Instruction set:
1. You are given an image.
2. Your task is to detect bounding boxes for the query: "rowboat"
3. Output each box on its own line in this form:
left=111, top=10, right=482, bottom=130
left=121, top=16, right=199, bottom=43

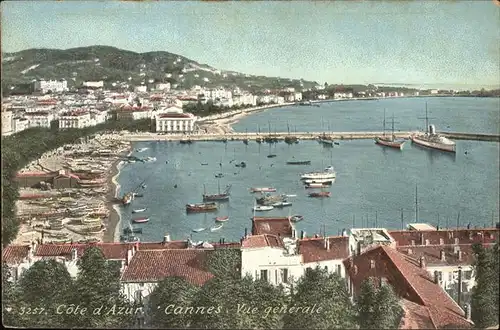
left=210, top=223, right=224, bottom=232
left=186, top=202, right=218, bottom=213
left=308, top=191, right=331, bottom=198
left=253, top=205, right=274, bottom=211
left=192, top=228, right=206, bottom=233
left=250, top=187, right=276, bottom=193
left=289, top=215, right=304, bottom=222
left=215, top=216, right=229, bottom=222
left=305, top=183, right=330, bottom=189
left=132, top=208, right=147, bottom=213
left=272, top=201, right=292, bottom=208
left=132, top=217, right=150, bottom=223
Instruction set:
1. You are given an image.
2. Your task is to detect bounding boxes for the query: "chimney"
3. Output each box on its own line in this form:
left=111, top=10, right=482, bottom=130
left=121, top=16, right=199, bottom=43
left=407, top=248, right=413, bottom=255
left=419, top=256, right=426, bottom=269
left=411, top=239, right=415, bottom=246
left=458, top=250, right=463, bottom=261
left=453, top=245, right=460, bottom=254
left=439, top=238, right=444, bottom=245
left=464, top=303, right=471, bottom=320
left=126, top=246, right=133, bottom=266
left=300, top=230, right=304, bottom=239
left=292, top=228, right=297, bottom=239
left=425, top=239, right=430, bottom=246
left=71, top=248, right=78, bottom=261
left=163, top=234, right=171, bottom=243
left=324, top=237, right=330, bottom=250
left=433, top=270, right=440, bottom=284
left=370, top=259, right=375, bottom=269
left=440, top=250, right=446, bottom=261
left=454, top=237, right=459, bottom=245
left=420, top=233, right=425, bottom=245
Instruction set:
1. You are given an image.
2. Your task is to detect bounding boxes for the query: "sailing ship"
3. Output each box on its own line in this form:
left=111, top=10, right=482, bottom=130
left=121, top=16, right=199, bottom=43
left=410, top=103, right=456, bottom=153
left=374, top=110, right=406, bottom=150
left=203, top=182, right=232, bottom=202
left=186, top=202, right=218, bottom=213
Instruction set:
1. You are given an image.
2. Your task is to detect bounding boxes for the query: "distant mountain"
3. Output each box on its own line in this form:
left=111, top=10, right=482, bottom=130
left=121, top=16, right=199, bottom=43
left=1, top=45, right=319, bottom=92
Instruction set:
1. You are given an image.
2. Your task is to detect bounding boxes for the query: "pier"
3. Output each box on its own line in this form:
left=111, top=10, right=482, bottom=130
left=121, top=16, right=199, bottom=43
left=117, top=131, right=500, bottom=142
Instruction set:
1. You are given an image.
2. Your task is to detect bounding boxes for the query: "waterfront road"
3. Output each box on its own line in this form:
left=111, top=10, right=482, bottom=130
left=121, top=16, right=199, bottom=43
left=114, top=131, right=500, bottom=142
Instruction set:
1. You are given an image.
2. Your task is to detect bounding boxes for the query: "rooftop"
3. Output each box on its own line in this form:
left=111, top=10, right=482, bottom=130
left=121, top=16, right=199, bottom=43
left=2, top=245, right=31, bottom=264
left=298, top=236, right=349, bottom=263
left=251, top=217, right=294, bottom=237
left=388, top=228, right=499, bottom=247
left=241, top=234, right=283, bottom=249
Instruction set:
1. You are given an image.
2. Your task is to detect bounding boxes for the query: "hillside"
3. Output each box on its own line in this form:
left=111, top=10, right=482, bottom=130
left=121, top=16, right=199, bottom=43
left=1, top=45, right=319, bottom=92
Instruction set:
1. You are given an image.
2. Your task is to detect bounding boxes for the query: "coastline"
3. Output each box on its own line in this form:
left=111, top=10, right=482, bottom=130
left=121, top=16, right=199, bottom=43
left=102, top=145, right=132, bottom=243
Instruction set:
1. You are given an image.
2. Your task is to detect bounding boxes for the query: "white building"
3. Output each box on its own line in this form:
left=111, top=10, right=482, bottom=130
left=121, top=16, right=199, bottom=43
left=83, top=81, right=104, bottom=88
left=2, top=244, right=35, bottom=281
left=294, top=92, right=303, bottom=102
left=58, top=110, right=92, bottom=129
left=12, top=117, right=29, bottom=133
left=25, top=111, right=55, bottom=128
left=156, top=112, right=196, bottom=133
left=154, top=83, right=171, bottom=92
left=1, top=110, right=13, bottom=135
left=33, top=79, right=68, bottom=93
left=134, top=86, right=147, bottom=93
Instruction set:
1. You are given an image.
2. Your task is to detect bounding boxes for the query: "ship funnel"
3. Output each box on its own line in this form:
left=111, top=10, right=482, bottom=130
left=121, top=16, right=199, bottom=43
left=429, top=124, right=436, bottom=134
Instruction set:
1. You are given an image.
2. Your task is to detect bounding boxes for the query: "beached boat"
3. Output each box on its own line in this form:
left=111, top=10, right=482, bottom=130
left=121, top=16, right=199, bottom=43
left=305, top=183, right=330, bottom=188
left=132, top=217, right=150, bottom=223
left=250, top=187, right=277, bottom=193
left=308, top=191, right=331, bottom=198
left=215, top=216, right=229, bottom=222
left=186, top=202, right=218, bottom=213
left=286, top=160, right=311, bottom=165
left=253, top=205, right=274, bottom=211
left=210, top=223, right=224, bottom=232
left=132, top=208, right=147, bottom=214
left=272, top=201, right=292, bottom=208
left=122, top=193, right=133, bottom=205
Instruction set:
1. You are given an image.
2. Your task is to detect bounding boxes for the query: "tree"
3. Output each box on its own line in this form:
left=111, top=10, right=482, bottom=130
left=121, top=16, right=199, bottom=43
left=148, top=277, right=199, bottom=328
left=356, top=277, right=378, bottom=329
left=372, top=283, right=403, bottom=329
left=69, top=247, right=136, bottom=328
left=283, top=266, right=357, bottom=329
left=471, top=243, right=497, bottom=328
left=14, top=259, right=74, bottom=328
left=206, top=248, right=241, bottom=279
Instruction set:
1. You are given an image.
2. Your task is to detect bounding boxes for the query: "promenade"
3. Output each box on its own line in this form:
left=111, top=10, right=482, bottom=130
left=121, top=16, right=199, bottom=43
left=115, top=131, right=500, bottom=142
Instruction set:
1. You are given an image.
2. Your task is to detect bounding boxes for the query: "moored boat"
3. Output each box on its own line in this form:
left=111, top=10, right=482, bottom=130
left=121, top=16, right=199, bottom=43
left=123, top=227, right=143, bottom=234
left=203, top=183, right=231, bottom=202
left=272, top=201, right=292, bottom=208
left=215, top=216, right=229, bottom=222
left=305, top=183, right=330, bottom=188
left=375, top=111, right=406, bottom=150
left=250, top=187, right=277, bottom=193
left=300, top=166, right=336, bottom=180
left=253, top=205, right=274, bottom=211
left=308, top=191, right=331, bottom=198
left=186, top=202, right=218, bottom=213
left=286, top=160, right=311, bottom=165
left=122, top=193, right=133, bottom=205
left=132, top=217, right=150, bottom=223
left=289, top=215, right=304, bottom=222
left=192, top=227, right=207, bottom=233
left=411, top=104, right=456, bottom=153
left=132, top=208, right=147, bottom=214
left=304, top=179, right=333, bottom=184
left=267, top=154, right=277, bottom=158
left=210, top=223, right=224, bottom=232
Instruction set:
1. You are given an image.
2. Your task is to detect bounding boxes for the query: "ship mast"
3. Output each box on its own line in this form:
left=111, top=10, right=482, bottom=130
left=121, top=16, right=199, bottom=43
left=391, top=113, right=395, bottom=141
left=425, top=102, right=429, bottom=134
left=383, top=109, right=386, bottom=137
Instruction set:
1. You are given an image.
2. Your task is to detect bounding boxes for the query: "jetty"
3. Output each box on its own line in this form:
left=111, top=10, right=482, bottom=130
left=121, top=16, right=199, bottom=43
left=116, top=131, right=500, bottom=143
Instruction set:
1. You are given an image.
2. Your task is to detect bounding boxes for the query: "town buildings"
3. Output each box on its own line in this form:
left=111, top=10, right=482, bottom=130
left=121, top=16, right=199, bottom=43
left=32, top=79, right=68, bottom=94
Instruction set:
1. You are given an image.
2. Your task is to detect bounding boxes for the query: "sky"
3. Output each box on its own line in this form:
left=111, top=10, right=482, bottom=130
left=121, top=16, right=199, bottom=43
left=1, top=0, right=499, bottom=90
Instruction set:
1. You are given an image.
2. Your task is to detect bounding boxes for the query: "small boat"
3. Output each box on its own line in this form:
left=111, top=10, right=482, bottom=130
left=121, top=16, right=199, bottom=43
left=132, top=208, right=147, bottom=213
left=235, top=161, right=246, bottom=168
left=135, top=148, right=148, bottom=153
left=305, top=183, right=330, bottom=188
left=267, top=154, right=277, bottom=158
left=186, top=202, right=218, bottom=213
left=123, top=227, right=143, bottom=234
left=243, top=139, right=249, bottom=145
left=141, top=184, right=147, bottom=189
left=272, top=201, right=292, bottom=208
left=308, top=191, right=331, bottom=198
left=253, top=205, right=274, bottom=211
left=133, top=193, right=144, bottom=198
left=120, top=235, right=140, bottom=243
left=210, top=223, right=224, bottom=232
left=300, top=166, right=336, bottom=180
left=281, top=194, right=297, bottom=198
left=215, top=173, right=224, bottom=178
left=334, top=142, right=340, bottom=146
left=256, top=138, right=262, bottom=143
left=201, top=163, right=208, bottom=166
left=144, top=156, right=157, bottom=162
left=250, top=187, right=277, bottom=193
left=289, top=215, right=304, bottom=222
left=304, top=179, right=333, bottom=184
left=132, top=217, right=150, bottom=223
left=286, top=160, right=311, bottom=165
left=192, top=228, right=207, bottom=233
left=215, top=216, right=229, bottom=222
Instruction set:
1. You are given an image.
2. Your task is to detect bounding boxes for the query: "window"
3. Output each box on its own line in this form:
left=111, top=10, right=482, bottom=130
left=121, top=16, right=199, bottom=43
left=281, top=269, right=289, bottom=283
left=260, top=269, right=268, bottom=282
left=135, top=290, right=143, bottom=305
left=324, top=266, right=328, bottom=271
left=337, top=264, right=342, bottom=275
left=139, top=283, right=144, bottom=288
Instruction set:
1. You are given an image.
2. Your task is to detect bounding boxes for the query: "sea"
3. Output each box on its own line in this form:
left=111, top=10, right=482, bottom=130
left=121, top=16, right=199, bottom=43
left=116, top=97, right=500, bottom=243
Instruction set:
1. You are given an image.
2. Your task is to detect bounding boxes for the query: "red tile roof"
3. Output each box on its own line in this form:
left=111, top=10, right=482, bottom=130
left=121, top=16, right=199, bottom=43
left=388, top=228, right=498, bottom=247
left=343, top=246, right=472, bottom=329
left=138, top=241, right=189, bottom=250
left=252, top=217, right=294, bottom=237
left=35, top=242, right=136, bottom=260
left=400, top=299, right=436, bottom=329
left=158, top=113, right=192, bottom=118
left=16, top=171, right=55, bottom=177
left=121, top=249, right=214, bottom=285
left=2, top=245, right=31, bottom=264
left=299, top=236, right=349, bottom=263
left=241, top=234, right=283, bottom=249
left=396, top=243, right=496, bottom=267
